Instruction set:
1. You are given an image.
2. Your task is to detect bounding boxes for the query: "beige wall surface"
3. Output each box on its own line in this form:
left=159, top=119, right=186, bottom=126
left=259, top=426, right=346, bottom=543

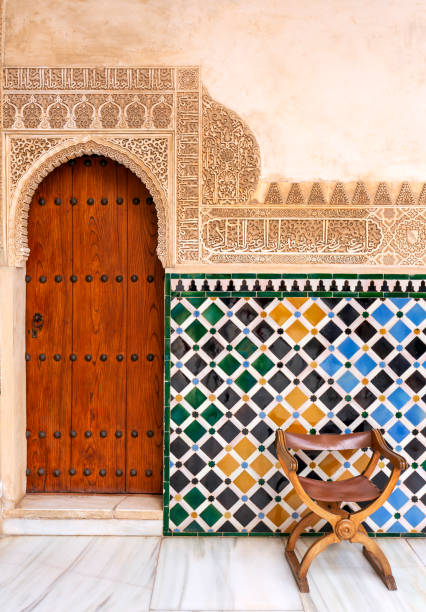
left=4, top=0, right=426, bottom=182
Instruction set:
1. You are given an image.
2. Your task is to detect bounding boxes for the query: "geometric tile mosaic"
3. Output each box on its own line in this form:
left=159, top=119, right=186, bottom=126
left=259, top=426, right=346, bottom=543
left=164, top=275, right=426, bottom=536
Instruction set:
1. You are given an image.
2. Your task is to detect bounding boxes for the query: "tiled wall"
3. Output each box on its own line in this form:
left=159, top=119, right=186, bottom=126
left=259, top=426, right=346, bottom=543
left=164, top=275, right=426, bottom=536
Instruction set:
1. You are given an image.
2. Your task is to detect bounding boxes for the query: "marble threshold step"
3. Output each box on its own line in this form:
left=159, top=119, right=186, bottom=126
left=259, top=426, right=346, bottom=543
left=1, top=494, right=163, bottom=536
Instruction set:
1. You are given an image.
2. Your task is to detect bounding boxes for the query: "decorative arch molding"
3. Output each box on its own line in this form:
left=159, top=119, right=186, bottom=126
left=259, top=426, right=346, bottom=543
left=7, top=135, right=172, bottom=268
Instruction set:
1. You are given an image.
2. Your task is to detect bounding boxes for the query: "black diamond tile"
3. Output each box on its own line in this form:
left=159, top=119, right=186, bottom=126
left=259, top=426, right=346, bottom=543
left=303, top=337, right=326, bottom=360
left=220, top=297, right=240, bottom=308
left=235, top=404, right=257, bottom=426
left=336, top=404, right=359, bottom=426
left=354, top=320, right=377, bottom=342
left=406, top=337, right=426, bottom=359
left=268, top=371, right=291, bottom=392
left=250, top=488, right=273, bottom=509
left=371, top=337, right=394, bottom=359
left=235, top=303, right=258, bottom=325
left=302, top=371, right=325, bottom=393
left=201, top=370, right=224, bottom=392
left=170, top=371, right=190, bottom=392
left=219, top=520, right=238, bottom=532
left=269, top=337, right=292, bottom=359
left=253, top=321, right=275, bottom=341
left=202, top=337, right=225, bottom=359
left=319, top=422, right=342, bottom=434
left=353, top=422, right=373, bottom=433
left=355, top=298, right=376, bottom=310
left=252, top=388, right=274, bottom=409
left=217, top=487, right=239, bottom=509
left=321, top=298, right=339, bottom=310
left=251, top=421, right=273, bottom=443
left=254, top=298, right=274, bottom=308
left=200, top=437, right=223, bottom=459
left=388, top=354, right=410, bottom=377
left=319, top=387, right=342, bottom=409
left=372, top=471, right=388, bottom=490
left=170, top=471, right=190, bottom=492
left=171, top=337, right=190, bottom=359
left=218, top=387, right=240, bottom=409
left=184, top=453, right=207, bottom=474
left=218, top=320, right=241, bottom=342
left=234, top=504, right=256, bottom=527
left=185, top=354, right=208, bottom=375
left=371, top=371, right=393, bottom=392
left=200, top=470, right=222, bottom=492
left=267, top=471, right=288, bottom=492
left=170, top=438, right=190, bottom=459
left=405, top=371, right=426, bottom=393
left=217, top=420, right=239, bottom=443
left=337, top=303, right=359, bottom=326
left=404, top=438, right=425, bottom=461
left=320, top=321, right=343, bottom=343
left=252, top=521, right=273, bottom=533
left=354, top=387, right=377, bottom=409
left=403, top=472, right=424, bottom=494
left=285, top=354, right=307, bottom=376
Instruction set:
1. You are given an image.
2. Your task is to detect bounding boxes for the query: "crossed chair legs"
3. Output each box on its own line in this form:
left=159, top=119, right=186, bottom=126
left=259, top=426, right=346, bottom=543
left=285, top=503, right=397, bottom=593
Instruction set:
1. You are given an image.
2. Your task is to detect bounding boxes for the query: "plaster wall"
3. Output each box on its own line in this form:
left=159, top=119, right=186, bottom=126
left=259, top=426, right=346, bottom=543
left=4, top=0, right=426, bottom=182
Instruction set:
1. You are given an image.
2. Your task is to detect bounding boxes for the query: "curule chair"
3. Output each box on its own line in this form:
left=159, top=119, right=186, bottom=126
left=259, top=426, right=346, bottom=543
left=275, top=429, right=408, bottom=593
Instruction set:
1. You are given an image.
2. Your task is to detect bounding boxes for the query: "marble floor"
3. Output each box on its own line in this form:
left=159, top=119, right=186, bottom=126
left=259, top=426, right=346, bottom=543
left=0, top=535, right=423, bottom=612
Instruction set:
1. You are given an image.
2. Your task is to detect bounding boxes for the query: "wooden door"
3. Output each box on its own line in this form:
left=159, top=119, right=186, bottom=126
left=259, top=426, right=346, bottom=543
left=26, top=155, right=164, bottom=493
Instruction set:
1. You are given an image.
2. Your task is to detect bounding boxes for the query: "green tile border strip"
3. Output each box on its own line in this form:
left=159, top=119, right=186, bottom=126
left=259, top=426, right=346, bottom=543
left=163, top=272, right=426, bottom=537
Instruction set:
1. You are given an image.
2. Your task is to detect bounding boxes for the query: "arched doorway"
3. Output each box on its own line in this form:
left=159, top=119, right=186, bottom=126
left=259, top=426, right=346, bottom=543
left=25, top=155, right=164, bottom=494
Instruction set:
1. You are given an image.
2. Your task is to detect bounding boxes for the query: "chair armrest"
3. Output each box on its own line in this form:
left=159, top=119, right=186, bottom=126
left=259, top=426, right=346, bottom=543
left=371, top=429, right=408, bottom=471
left=275, top=429, right=298, bottom=473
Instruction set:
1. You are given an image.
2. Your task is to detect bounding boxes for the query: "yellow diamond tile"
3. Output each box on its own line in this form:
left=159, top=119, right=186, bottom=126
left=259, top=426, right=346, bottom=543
left=284, top=488, right=303, bottom=510
left=269, top=303, right=292, bottom=326
left=337, top=469, right=355, bottom=481
left=234, top=438, right=256, bottom=460
left=285, top=320, right=309, bottom=343
left=286, top=297, right=308, bottom=309
left=217, top=454, right=239, bottom=476
left=268, top=403, right=291, bottom=427
left=302, top=403, right=325, bottom=426
left=285, top=387, right=308, bottom=410
left=234, top=470, right=256, bottom=493
left=303, top=303, right=327, bottom=326
left=354, top=454, right=370, bottom=473
left=286, top=422, right=307, bottom=434
left=250, top=454, right=273, bottom=477
left=267, top=504, right=289, bottom=527
left=340, top=449, right=356, bottom=460
left=319, top=454, right=342, bottom=476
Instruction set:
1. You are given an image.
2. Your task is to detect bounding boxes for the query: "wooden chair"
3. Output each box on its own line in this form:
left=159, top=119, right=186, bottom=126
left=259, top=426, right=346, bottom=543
left=275, top=429, right=408, bottom=593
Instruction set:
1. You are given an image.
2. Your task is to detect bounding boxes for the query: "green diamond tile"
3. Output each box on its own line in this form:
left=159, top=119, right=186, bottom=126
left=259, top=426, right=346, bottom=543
left=184, top=387, right=207, bottom=409
left=184, top=420, right=207, bottom=442
left=200, top=504, right=222, bottom=527
left=171, top=403, right=190, bottom=426
left=185, top=320, right=208, bottom=342
left=171, top=303, right=191, bottom=325
left=169, top=503, right=189, bottom=526
left=235, top=337, right=257, bottom=358
left=202, top=303, right=225, bottom=325
left=218, top=354, right=241, bottom=375
left=188, top=297, right=206, bottom=308
left=201, top=403, right=224, bottom=426
left=252, top=353, right=274, bottom=376
left=235, top=370, right=257, bottom=392
left=184, top=487, right=206, bottom=509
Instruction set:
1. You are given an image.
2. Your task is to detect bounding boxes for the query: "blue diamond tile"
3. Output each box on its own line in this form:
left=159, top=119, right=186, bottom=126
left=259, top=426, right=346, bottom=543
left=388, top=421, right=410, bottom=443
left=388, top=521, right=407, bottom=533
left=354, top=353, right=377, bottom=375
left=388, top=387, right=410, bottom=409
left=406, top=303, right=426, bottom=326
left=405, top=506, right=424, bottom=527
left=372, top=303, right=394, bottom=326
left=389, top=320, right=411, bottom=342
left=371, top=404, right=393, bottom=426
left=337, top=337, right=360, bottom=359
left=387, top=488, right=409, bottom=510
left=336, top=371, right=359, bottom=393
left=320, top=354, right=343, bottom=376
left=370, top=506, right=392, bottom=527
left=389, top=298, right=411, bottom=309
left=405, top=404, right=425, bottom=426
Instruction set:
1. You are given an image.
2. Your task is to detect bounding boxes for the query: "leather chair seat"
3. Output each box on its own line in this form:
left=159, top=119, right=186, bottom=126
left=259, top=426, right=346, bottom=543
left=298, top=474, right=381, bottom=502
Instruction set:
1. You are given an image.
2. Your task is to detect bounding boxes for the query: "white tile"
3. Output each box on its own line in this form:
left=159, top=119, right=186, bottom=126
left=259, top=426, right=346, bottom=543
left=151, top=537, right=303, bottom=611
left=1, top=518, right=162, bottom=536
left=114, top=494, right=163, bottom=519
left=6, top=493, right=127, bottom=519
left=407, top=538, right=426, bottom=565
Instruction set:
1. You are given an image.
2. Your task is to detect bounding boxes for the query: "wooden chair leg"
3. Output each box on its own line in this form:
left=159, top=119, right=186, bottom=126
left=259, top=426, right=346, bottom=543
left=286, top=511, right=318, bottom=552
left=351, top=530, right=397, bottom=590
left=286, top=532, right=337, bottom=593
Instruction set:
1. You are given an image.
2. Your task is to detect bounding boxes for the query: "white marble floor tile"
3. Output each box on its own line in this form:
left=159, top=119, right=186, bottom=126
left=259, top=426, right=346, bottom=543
left=114, top=494, right=163, bottom=519
left=2, top=517, right=162, bottom=535
left=407, top=538, right=426, bottom=565
left=151, top=537, right=303, bottom=611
